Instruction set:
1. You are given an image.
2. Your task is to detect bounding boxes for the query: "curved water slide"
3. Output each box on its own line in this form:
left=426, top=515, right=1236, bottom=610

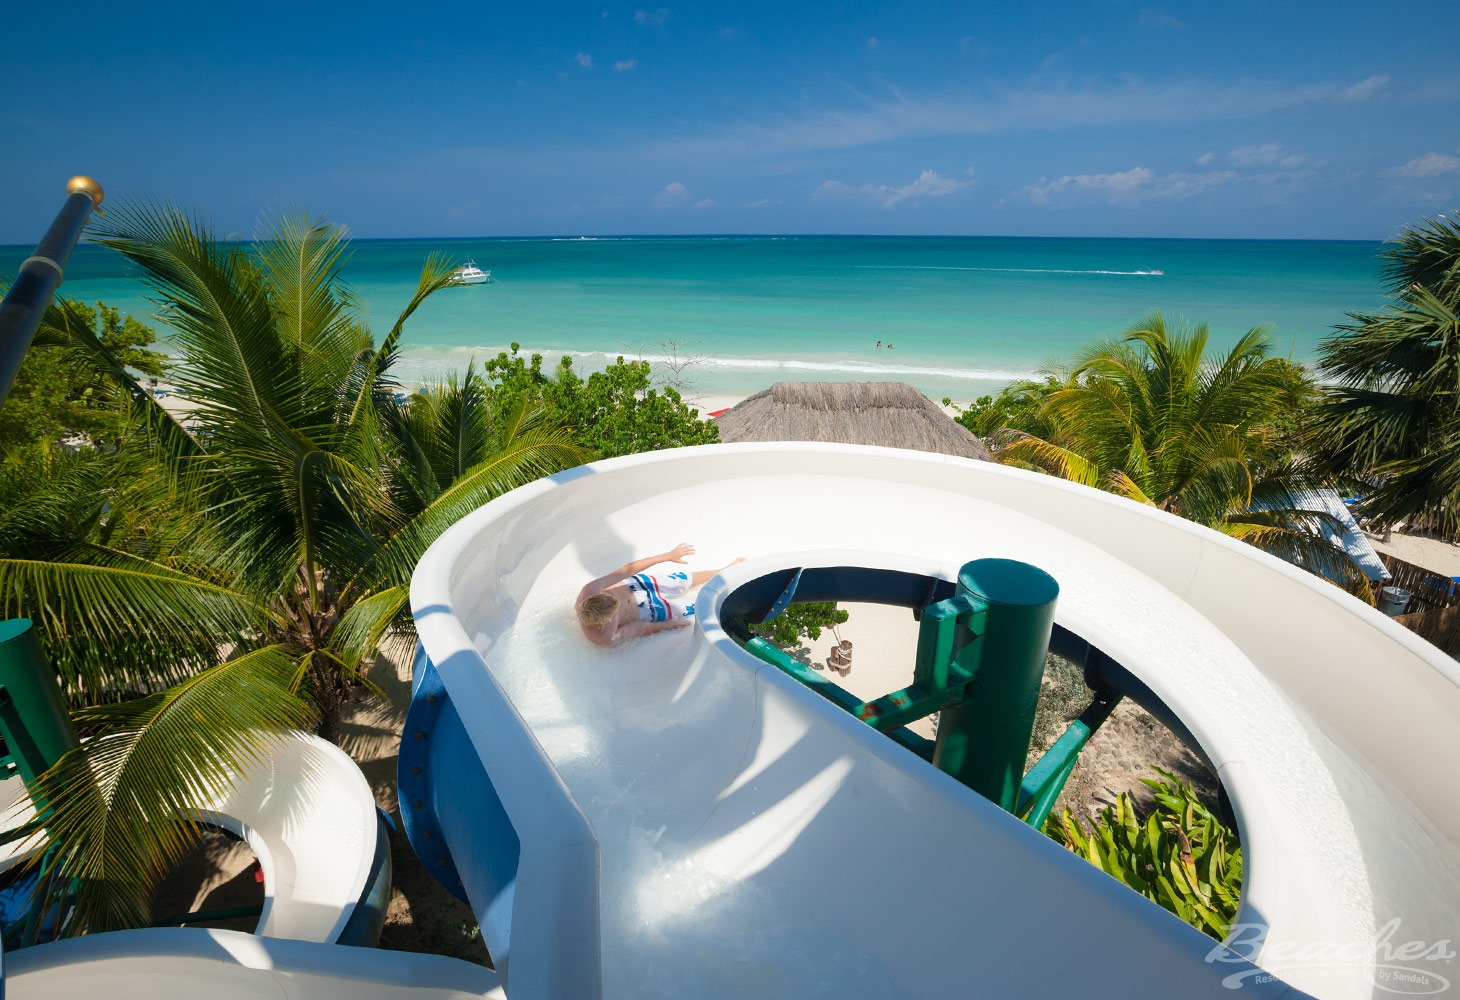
left=4, top=733, right=487, bottom=998
left=406, top=443, right=1460, bottom=1000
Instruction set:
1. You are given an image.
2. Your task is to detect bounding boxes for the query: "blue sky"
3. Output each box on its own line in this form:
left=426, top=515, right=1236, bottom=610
left=3, top=1, right=1458, bottom=241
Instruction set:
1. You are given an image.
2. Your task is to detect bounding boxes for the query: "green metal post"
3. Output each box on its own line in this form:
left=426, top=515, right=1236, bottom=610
left=931, top=558, right=1059, bottom=811
left=0, top=619, right=79, bottom=789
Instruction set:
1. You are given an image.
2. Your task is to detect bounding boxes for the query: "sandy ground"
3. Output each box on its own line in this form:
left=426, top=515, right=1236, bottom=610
left=1367, top=528, right=1460, bottom=576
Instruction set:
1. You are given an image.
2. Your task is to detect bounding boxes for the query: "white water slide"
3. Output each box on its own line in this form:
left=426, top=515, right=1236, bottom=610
left=12, top=443, right=1460, bottom=998
left=402, top=443, right=1460, bottom=1000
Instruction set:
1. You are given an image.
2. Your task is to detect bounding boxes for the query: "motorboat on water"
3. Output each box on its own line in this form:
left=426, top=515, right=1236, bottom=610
left=451, top=261, right=491, bottom=284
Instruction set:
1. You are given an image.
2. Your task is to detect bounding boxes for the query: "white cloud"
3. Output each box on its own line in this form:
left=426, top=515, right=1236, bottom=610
left=1336, top=74, right=1389, bottom=103
left=1015, top=167, right=1242, bottom=206
left=614, top=59, right=638, bottom=71
left=813, top=169, right=972, bottom=209
left=635, top=8, right=669, bottom=27
left=1228, top=143, right=1308, bottom=168
left=1154, top=170, right=1241, bottom=199
left=576, top=53, right=593, bottom=69
left=1138, top=8, right=1183, bottom=29
left=1020, top=167, right=1155, bottom=205
left=1386, top=152, right=1460, bottom=178
left=744, top=198, right=774, bottom=208
left=691, top=198, right=720, bottom=210
left=650, top=182, right=689, bottom=209
left=866, top=36, right=880, bottom=49
left=1195, top=151, right=1216, bottom=166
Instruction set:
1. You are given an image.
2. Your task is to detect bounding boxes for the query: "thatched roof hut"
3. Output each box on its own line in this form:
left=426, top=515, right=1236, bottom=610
left=716, top=381, right=992, bottom=462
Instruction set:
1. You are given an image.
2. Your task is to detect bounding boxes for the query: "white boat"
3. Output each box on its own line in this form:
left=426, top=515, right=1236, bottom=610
left=450, top=261, right=491, bottom=285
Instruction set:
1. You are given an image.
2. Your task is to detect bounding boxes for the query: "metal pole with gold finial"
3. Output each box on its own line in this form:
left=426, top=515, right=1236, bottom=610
left=0, top=175, right=104, bottom=407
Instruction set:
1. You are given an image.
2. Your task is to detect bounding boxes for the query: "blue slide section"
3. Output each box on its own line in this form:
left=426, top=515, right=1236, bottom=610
left=398, top=646, right=521, bottom=964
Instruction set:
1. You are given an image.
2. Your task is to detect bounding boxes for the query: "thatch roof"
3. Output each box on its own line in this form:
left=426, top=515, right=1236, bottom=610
left=716, top=381, right=992, bottom=462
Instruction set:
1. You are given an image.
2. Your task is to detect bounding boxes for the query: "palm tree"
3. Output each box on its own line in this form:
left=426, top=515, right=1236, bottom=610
left=1310, top=212, right=1460, bottom=532
left=0, top=202, right=583, bottom=933
left=997, top=314, right=1369, bottom=592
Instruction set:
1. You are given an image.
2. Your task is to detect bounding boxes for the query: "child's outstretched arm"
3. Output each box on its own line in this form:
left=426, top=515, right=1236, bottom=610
left=579, top=543, right=696, bottom=601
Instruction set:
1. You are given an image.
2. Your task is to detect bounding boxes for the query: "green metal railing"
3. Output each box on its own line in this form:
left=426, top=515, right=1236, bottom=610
left=742, top=557, right=1123, bottom=827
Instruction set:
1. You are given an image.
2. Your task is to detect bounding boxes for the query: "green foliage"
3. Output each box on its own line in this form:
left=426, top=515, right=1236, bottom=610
left=3, top=201, right=584, bottom=934
left=1311, top=211, right=1460, bottom=531
left=0, top=300, right=167, bottom=452
left=944, top=376, right=1065, bottom=439
left=481, top=345, right=718, bottom=460
left=750, top=601, right=849, bottom=649
left=1047, top=768, right=1243, bottom=940
left=996, top=313, right=1369, bottom=594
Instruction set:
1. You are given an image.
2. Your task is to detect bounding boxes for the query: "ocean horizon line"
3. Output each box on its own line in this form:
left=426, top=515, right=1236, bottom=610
left=0, top=232, right=1389, bottom=252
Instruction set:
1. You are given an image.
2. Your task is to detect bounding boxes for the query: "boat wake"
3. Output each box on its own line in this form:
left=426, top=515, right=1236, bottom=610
left=855, top=265, right=1164, bottom=276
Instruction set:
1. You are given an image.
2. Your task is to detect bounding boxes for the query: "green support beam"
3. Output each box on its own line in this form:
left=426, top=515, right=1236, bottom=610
left=930, top=559, right=1059, bottom=812
left=741, top=559, right=1066, bottom=816
left=1017, top=691, right=1122, bottom=829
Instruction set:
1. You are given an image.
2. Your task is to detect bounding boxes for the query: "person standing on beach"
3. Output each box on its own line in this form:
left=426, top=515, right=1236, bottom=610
left=576, top=543, right=743, bottom=646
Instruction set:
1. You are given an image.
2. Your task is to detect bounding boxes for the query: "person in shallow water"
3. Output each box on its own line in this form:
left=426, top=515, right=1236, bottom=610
left=576, top=543, right=743, bottom=646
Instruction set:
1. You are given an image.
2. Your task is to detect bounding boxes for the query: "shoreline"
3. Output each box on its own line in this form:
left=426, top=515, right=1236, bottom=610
left=149, top=383, right=984, bottom=426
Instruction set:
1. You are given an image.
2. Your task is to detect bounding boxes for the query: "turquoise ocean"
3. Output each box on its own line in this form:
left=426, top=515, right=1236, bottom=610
left=1, top=235, right=1389, bottom=402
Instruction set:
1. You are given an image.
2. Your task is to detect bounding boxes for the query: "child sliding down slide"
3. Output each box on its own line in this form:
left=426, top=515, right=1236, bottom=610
left=576, top=543, right=743, bottom=646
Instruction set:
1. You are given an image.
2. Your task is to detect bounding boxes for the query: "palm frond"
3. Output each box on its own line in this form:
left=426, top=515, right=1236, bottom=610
left=329, top=585, right=409, bottom=668
left=87, top=199, right=293, bottom=430
left=28, top=646, right=313, bottom=934
left=994, top=432, right=1102, bottom=487
left=345, top=408, right=582, bottom=599
left=0, top=557, right=273, bottom=695
left=1218, top=508, right=1375, bottom=603
left=1380, top=212, right=1460, bottom=296
left=1104, top=470, right=1157, bottom=506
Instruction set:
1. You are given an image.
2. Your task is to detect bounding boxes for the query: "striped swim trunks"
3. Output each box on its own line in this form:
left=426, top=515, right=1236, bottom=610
left=625, top=571, right=696, bottom=623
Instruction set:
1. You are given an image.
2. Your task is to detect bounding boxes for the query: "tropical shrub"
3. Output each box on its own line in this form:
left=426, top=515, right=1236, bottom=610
left=751, top=601, right=849, bottom=650
left=480, top=345, right=719, bottom=460
left=944, top=375, right=1065, bottom=439
left=0, top=300, right=167, bottom=452
left=1047, top=768, right=1242, bottom=940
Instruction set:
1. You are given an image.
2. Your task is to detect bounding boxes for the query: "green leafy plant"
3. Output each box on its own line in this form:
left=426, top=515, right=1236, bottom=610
left=481, top=345, right=719, bottom=460
left=750, top=602, right=849, bottom=650
left=0, top=300, right=168, bottom=452
left=1046, top=768, right=1242, bottom=939
left=944, top=375, right=1066, bottom=439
